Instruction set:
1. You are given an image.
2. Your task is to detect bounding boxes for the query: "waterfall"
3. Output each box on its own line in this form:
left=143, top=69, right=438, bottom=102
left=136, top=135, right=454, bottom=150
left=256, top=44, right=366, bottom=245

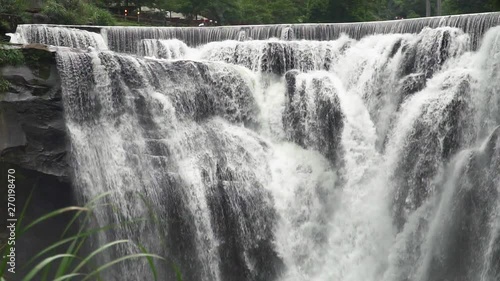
left=15, top=13, right=500, bottom=281
left=98, top=11, right=500, bottom=52
left=12, top=25, right=108, bottom=50
left=12, top=12, right=500, bottom=53
left=136, top=39, right=190, bottom=59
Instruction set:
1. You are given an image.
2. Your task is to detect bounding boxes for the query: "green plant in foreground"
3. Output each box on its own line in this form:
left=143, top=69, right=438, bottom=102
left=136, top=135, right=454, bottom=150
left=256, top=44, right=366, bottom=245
left=0, top=191, right=174, bottom=281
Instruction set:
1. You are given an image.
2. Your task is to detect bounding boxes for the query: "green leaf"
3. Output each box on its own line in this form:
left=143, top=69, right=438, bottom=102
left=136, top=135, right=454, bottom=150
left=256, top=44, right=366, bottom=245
left=81, top=253, right=165, bottom=281
left=20, top=207, right=89, bottom=236
left=21, top=254, right=78, bottom=281
left=72, top=240, right=130, bottom=273
left=137, top=243, right=159, bottom=281
left=52, top=273, right=86, bottom=281
left=172, top=263, right=184, bottom=281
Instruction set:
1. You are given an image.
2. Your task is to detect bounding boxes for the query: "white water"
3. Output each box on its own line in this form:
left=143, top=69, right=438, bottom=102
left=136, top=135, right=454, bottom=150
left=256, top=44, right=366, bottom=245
left=137, top=39, right=190, bottom=59
left=46, top=21, right=500, bottom=281
left=13, top=12, right=500, bottom=51
left=12, top=25, right=108, bottom=49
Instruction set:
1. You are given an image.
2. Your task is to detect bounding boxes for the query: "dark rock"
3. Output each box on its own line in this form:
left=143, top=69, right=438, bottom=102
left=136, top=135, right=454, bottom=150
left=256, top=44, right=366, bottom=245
left=203, top=127, right=284, bottom=281
left=0, top=46, right=75, bottom=281
left=0, top=162, right=75, bottom=281
left=399, top=73, right=426, bottom=99
left=1, top=49, right=68, bottom=179
left=425, top=125, right=500, bottom=281
left=31, top=13, right=50, bottom=24
left=392, top=75, right=474, bottom=230
left=260, top=42, right=295, bottom=75
left=283, top=70, right=344, bottom=166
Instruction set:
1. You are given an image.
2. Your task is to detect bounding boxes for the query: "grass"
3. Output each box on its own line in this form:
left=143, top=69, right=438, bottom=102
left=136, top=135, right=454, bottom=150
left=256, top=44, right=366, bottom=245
left=0, top=191, right=174, bottom=281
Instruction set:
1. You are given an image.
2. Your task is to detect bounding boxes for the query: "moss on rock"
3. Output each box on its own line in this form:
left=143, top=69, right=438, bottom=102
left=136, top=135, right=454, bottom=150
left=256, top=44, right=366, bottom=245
left=0, top=48, right=25, bottom=66
left=1, top=45, right=58, bottom=95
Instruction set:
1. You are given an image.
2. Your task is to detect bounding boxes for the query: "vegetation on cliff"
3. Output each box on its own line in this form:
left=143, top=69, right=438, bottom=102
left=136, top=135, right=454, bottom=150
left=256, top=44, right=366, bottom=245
left=1, top=0, right=499, bottom=29
left=0, top=46, right=57, bottom=93
left=0, top=48, right=24, bottom=92
left=0, top=0, right=116, bottom=39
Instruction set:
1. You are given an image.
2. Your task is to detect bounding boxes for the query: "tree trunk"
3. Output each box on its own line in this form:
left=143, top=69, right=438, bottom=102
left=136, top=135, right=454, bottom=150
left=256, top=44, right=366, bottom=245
left=426, top=0, right=431, bottom=17
left=436, top=0, right=442, bottom=16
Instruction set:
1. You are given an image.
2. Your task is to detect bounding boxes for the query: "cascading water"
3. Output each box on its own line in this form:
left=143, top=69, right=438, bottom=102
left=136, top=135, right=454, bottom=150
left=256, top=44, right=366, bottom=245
left=12, top=12, right=500, bottom=52
left=137, top=39, right=190, bottom=59
left=13, top=13, right=500, bottom=281
left=12, top=25, right=108, bottom=49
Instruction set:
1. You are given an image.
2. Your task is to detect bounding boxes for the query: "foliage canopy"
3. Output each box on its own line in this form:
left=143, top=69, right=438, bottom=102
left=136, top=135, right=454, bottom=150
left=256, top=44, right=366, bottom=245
left=1, top=0, right=499, bottom=26
left=146, top=0, right=500, bottom=24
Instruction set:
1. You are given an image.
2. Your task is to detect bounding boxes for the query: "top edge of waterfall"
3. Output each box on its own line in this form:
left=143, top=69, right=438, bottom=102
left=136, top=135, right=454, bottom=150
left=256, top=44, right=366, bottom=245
left=15, top=11, right=500, bottom=29
left=13, top=11, right=500, bottom=52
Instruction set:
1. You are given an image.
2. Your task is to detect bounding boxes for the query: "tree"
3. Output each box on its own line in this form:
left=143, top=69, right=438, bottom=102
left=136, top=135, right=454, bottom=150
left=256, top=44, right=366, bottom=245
left=442, top=0, right=498, bottom=14
left=202, top=0, right=239, bottom=24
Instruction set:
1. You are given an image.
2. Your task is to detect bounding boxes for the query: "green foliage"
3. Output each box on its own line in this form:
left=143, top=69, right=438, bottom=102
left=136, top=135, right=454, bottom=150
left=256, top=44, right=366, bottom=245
left=41, top=0, right=116, bottom=25
left=0, top=48, right=24, bottom=66
left=0, top=20, right=11, bottom=38
left=4, top=0, right=500, bottom=27
left=0, top=0, right=27, bottom=14
left=0, top=0, right=29, bottom=36
left=442, top=0, right=498, bottom=15
left=0, top=192, right=170, bottom=281
left=83, top=3, right=117, bottom=25
left=268, top=0, right=301, bottom=23
left=41, top=0, right=81, bottom=25
left=185, top=0, right=499, bottom=24
left=0, top=78, right=10, bottom=93
left=0, top=48, right=24, bottom=94
left=22, top=48, right=54, bottom=79
left=2, top=0, right=500, bottom=26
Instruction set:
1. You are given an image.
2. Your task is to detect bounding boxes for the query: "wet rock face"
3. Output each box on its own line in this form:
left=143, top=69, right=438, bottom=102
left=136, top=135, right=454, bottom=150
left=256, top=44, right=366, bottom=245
left=0, top=162, right=75, bottom=281
left=424, top=126, right=500, bottom=281
left=260, top=43, right=295, bottom=75
left=0, top=47, right=75, bottom=281
left=206, top=162, right=283, bottom=281
left=392, top=77, right=474, bottom=230
left=283, top=70, right=344, bottom=166
left=1, top=48, right=68, bottom=179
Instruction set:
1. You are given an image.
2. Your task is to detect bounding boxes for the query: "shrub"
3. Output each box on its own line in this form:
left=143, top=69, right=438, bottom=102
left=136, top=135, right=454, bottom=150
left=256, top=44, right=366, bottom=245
left=41, top=0, right=82, bottom=25
left=41, top=0, right=116, bottom=26
left=84, top=3, right=116, bottom=26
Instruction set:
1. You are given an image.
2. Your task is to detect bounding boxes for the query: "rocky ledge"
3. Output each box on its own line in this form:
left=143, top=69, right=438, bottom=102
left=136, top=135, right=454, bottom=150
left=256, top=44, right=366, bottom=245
left=1, top=44, right=68, bottom=179
left=0, top=44, right=74, bottom=281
